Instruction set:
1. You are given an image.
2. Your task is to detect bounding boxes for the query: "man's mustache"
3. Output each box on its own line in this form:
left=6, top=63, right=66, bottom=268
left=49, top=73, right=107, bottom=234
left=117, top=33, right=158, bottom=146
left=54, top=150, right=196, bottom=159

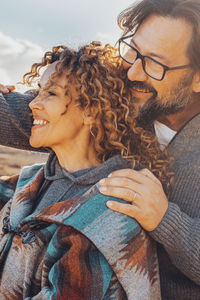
left=125, top=79, right=157, bottom=95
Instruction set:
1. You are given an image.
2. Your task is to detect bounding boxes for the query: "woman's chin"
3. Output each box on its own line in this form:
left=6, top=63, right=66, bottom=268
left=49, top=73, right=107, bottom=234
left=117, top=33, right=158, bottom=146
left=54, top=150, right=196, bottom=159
left=29, top=137, right=44, bottom=149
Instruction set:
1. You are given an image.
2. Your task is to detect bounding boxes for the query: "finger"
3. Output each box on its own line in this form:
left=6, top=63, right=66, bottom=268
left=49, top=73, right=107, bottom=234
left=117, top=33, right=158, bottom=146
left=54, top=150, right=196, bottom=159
left=139, top=168, right=161, bottom=185
left=99, top=186, right=141, bottom=204
left=106, top=201, right=139, bottom=219
left=0, top=85, right=7, bottom=91
left=108, top=168, right=153, bottom=185
left=0, top=85, right=15, bottom=93
left=1, top=88, right=9, bottom=94
left=99, top=176, right=142, bottom=194
left=6, top=85, right=15, bottom=91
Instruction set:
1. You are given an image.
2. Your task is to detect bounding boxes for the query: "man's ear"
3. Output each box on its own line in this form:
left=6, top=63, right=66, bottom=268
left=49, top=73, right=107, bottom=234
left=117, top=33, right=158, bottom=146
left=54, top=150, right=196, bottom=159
left=191, top=72, right=200, bottom=93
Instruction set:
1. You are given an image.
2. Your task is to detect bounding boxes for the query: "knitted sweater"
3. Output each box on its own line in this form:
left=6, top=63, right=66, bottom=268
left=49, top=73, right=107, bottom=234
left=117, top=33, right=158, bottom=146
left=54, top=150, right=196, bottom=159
left=0, top=154, right=161, bottom=299
left=150, top=113, right=200, bottom=300
left=0, top=91, right=46, bottom=152
left=0, top=91, right=200, bottom=299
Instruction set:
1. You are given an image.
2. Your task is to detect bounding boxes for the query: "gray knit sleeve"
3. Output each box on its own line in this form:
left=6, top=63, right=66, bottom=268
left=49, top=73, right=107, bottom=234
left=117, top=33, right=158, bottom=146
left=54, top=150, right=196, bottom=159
left=0, top=91, right=46, bottom=152
left=150, top=158, right=200, bottom=284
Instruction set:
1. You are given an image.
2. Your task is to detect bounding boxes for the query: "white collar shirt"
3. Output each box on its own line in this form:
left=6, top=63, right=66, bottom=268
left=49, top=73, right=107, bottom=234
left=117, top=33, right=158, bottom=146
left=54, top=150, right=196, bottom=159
left=154, top=120, right=177, bottom=150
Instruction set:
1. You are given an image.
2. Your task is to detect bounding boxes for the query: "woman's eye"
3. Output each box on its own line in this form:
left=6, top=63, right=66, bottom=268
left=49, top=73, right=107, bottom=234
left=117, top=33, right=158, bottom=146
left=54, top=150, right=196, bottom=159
left=48, top=90, right=56, bottom=96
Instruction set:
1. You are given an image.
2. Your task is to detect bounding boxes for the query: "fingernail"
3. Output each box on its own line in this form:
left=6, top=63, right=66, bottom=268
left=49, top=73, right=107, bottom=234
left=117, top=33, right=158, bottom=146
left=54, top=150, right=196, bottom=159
left=99, top=179, right=105, bottom=185
left=106, top=201, right=112, bottom=207
left=99, top=186, right=107, bottom=192
left=108, top=173, right=113, bottom=178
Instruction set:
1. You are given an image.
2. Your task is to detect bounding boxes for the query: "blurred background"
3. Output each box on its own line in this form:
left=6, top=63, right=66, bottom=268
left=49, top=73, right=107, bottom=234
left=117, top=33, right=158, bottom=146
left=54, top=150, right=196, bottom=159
left=0, top=0, right=133, bottom=175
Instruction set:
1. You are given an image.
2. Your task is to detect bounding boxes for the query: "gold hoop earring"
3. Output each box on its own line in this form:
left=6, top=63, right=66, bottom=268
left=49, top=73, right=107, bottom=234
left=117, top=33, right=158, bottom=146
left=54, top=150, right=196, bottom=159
left=84, top=111, right=88, bottom=118
left=90, top=124, right=95, bottom=138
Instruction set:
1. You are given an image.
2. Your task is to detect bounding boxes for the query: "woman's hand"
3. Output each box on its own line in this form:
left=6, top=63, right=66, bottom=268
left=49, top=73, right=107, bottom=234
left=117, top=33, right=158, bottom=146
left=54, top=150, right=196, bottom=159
left=0, top=84, right=15, bottom=94
left=98, top=168, right=169, bottom=231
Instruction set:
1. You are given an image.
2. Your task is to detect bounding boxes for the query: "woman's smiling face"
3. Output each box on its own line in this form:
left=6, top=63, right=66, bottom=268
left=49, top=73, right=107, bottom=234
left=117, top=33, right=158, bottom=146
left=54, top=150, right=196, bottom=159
left=29, top=62, right=85, bottom=150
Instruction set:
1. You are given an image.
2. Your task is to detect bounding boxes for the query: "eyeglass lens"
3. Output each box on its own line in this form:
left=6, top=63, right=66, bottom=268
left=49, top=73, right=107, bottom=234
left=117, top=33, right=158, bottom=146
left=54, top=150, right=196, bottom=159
left=120, top=38, right=164, bottom=80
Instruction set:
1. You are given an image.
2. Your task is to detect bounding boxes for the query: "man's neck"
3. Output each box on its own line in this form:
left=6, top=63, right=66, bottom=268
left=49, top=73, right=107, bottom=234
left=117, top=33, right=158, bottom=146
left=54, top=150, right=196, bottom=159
left=158, top=97, right=200, bottom=131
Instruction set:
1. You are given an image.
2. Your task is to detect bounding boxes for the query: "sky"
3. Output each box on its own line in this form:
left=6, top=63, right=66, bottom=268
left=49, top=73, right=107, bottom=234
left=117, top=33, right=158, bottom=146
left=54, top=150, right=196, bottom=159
left=0, top=0, right=134, bottom=89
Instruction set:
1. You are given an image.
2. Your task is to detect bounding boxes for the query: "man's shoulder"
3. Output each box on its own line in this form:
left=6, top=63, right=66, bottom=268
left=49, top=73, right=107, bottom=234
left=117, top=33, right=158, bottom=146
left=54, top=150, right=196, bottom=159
left=168, top=113, right=200, bottom=159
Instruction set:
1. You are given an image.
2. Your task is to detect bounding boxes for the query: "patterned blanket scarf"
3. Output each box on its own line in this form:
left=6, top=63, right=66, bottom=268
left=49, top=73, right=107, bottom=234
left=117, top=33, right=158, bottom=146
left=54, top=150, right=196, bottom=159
left=0, top=164, right=161, bottom=299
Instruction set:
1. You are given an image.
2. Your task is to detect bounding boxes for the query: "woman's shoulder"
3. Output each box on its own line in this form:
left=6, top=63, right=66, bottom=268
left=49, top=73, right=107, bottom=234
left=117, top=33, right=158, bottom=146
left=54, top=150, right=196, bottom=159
left=17, top=163, right=44, bottom=185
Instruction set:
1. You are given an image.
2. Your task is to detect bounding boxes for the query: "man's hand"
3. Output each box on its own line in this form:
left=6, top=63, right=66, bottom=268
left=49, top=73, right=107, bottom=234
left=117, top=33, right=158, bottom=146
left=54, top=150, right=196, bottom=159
left=98, top=168, right=168, bottom=231
left=0, top=84, right=15, bottom=94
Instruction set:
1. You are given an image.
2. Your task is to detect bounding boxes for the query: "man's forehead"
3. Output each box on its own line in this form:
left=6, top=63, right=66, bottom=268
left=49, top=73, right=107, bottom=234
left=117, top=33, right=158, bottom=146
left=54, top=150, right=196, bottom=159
left=133, top=14, right=193, bottom=64
left=131, top=37, right=167, bottom=63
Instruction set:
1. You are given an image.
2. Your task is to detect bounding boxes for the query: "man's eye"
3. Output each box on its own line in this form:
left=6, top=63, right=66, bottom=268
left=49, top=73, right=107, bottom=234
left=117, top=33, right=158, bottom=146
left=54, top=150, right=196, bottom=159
left=48, top=91, right=56, bottom=96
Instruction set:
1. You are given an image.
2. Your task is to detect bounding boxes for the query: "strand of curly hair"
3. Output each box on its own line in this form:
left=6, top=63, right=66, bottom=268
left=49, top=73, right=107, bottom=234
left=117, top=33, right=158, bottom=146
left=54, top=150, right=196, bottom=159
left=23, top=42, right=174, bottom=193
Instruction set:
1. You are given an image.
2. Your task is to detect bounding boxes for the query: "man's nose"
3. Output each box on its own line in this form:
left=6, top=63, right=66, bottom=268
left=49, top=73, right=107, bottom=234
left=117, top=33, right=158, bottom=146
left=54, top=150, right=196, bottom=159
left=126, top=59, right=148, bottom=82
left=29, top=96, right=44, bottom=111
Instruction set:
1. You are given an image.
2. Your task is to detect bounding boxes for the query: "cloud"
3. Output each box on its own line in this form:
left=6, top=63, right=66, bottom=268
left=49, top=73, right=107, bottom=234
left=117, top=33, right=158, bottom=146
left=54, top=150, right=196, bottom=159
left=0, top=32, right=44, bottom=89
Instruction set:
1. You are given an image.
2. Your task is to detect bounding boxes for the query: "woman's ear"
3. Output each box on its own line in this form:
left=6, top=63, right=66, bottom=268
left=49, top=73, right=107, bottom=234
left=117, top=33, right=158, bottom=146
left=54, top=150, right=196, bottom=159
left=191, top=72, right=200, bottom=93
left=83, top=107, right=96, bottom=125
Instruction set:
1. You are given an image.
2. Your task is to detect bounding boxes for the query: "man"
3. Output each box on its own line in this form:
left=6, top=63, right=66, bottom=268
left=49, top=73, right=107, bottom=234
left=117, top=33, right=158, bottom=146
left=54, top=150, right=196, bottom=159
left=0, top=0, right=200, bottom=299
left=98, top=0, right=200, bottom=299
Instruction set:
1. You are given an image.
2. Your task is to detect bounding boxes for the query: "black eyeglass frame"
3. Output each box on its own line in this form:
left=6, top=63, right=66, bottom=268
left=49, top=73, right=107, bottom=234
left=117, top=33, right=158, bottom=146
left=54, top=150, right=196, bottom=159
left=119, top=34, right=191, bottom=81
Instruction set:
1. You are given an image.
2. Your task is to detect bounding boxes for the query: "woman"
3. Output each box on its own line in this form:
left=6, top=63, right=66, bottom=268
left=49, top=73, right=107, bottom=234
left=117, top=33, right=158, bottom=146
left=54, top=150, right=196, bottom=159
left=0, top=42, right=170, bottom=299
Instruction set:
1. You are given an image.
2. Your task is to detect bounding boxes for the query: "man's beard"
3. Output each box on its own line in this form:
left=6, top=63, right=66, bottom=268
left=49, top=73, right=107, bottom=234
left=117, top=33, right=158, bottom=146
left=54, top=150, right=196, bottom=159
left=125, top=72, right=193, bottom=127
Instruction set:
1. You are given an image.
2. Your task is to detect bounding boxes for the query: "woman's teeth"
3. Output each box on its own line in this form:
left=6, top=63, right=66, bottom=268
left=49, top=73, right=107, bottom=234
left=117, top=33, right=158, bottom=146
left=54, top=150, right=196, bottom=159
left=33, top=119, right=48, bottom=125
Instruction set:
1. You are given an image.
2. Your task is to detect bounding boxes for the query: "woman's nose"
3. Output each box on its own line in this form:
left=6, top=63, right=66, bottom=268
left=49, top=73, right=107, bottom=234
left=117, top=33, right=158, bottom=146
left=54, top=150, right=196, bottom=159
left=126, top=59, right=148, bottom=82
left=29, top=96, right=44, bottom=111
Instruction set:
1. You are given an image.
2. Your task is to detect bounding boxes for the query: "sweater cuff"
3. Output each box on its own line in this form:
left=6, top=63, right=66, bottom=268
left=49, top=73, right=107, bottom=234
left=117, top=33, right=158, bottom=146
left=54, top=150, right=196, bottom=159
left=149, top=202, right=183, bottom=245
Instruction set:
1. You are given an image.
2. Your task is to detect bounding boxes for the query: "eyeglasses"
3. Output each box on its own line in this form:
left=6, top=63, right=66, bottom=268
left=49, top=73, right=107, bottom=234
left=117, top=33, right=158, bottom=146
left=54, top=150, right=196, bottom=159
left=119, top=34, right=191, bottom=81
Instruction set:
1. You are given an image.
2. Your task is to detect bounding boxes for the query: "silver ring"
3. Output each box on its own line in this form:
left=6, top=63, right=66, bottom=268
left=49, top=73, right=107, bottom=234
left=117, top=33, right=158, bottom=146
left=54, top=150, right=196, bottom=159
left=133, top=192, right=137, bottom=200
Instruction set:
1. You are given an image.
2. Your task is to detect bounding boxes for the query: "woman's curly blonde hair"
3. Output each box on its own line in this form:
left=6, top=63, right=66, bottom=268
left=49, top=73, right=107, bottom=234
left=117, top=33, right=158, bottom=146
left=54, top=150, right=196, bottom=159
left=23, top=42, right=173, bottom=192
